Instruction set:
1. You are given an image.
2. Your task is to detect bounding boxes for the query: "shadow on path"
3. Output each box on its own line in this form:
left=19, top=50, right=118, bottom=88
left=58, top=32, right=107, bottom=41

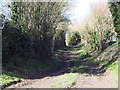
left=69, top=45, right=118, bottom=75
left=2, top=44, right=118, bottom=88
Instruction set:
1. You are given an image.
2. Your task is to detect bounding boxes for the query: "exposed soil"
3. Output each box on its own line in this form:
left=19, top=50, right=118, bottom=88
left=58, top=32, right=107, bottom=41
left=71, top=71, right=117, bottom=88
left=70, top=46, right=118, bottom=88
left=5, top=46, right=117, bottom=88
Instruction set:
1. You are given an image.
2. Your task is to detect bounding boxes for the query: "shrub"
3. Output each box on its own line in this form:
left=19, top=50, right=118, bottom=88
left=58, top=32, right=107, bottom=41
left=2, top=21, right=30, bottom=65
left=68, top=32, right=81, bottom=46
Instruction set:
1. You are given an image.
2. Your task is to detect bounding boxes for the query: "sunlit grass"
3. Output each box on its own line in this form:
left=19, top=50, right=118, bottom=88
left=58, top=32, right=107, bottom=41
left=77, top=50, right=88, bottom=58
left=0, top=71, right=20, bottom=86
left=70, top=42, right=118, bottom=76
left=52, top=73, right=78, bottom=88
left=76, top=43, right=85, bottom=47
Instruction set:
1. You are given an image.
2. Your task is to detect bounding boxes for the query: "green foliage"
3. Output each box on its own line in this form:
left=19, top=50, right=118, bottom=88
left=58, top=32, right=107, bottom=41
left=2, top=21, right=30, bottom=65
left=3, top=1, right=69, bottom=65
left=109, top=2, right=120, bottom=35
left=70, top=32, right=81, bottom=45
left=67, top=31, right=81, bottom=46
left=110, top=61, right=118, bottom=83
left=0, top=14, right=5, bottom=18
left=109, top=1, right=120, bottom=57
left=0, top=14, right=5, bottom=28
left=88, top=31, right=99, bottom=49
left=82, top=4, right=117, bottom=52
left=0, top=71, right=20, bottom=86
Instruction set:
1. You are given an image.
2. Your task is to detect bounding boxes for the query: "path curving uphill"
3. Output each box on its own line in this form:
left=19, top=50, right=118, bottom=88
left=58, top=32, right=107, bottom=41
left=6, top=47, right=72, bottom=88
left=5, top=45, right=117, bottom=88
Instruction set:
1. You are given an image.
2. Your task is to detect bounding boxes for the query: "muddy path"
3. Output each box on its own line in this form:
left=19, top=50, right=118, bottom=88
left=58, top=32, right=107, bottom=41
left=6, top=46, right=117, bottom=88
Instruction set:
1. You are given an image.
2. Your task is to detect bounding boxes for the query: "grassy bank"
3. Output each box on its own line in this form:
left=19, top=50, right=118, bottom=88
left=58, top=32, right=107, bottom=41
left=1, top=48, right=66, bottom=87
left=69, top=43, right=118, bottom=76
left=0, top=71, right=21, bottom=86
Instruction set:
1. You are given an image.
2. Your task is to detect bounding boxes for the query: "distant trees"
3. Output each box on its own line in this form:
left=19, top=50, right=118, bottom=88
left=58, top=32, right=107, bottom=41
left=71, top=3, right=117, bottom=52
left=66, top=31, right=81, bottom=46
left=70, top=32, right=81, bottom=45
left=87, top=3, right=117, bottom=51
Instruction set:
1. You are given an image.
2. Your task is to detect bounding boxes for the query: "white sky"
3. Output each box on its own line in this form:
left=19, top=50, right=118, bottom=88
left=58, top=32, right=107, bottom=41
left=67, top=0, right=108, bottom=26
left=0, top=0, right=108, bottom=23
left=0, top=0, right=11, bottom=19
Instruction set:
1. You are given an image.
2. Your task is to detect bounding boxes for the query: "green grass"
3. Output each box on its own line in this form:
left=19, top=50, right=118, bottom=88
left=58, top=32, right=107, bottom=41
left=77, top=44, right=91, bottom=57
left=0, top=71, right=21, bottom=86
left=107, top=61, right=118, bottom=73
left=81, top=44, right=91, bottom=52
left=86, top=42, right=118, bottom=63
left=70, top=62, right=87, bottom=73
left=23, top=59, right=62, bottom=74
left=76, top=43, right=85, bottom=47
left=101, top=42, right=118, bottom=53
left=34, top=49, right=64, bottom=72
left=52, top=73, right=78, bottom=88
left=36, top=60, right=62, bottom=72
left=25, top=48, right=64, bottom=72
left=69, top=43, right=89, bottom=73
left=54, top=49, right=63, bottom=57
left=70, top=42, right=118, bottom=75
left=77, top=50, right=88, bottom=58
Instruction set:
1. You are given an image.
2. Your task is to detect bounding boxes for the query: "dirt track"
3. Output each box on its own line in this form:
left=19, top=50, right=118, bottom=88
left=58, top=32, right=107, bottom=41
left=6, top=46, right=117, bottom=88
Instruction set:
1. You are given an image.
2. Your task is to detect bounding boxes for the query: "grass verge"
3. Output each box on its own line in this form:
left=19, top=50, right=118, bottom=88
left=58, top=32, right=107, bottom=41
left=2, top=47, right=66, bottom=87
left=107, top=60, right=118, bottom=87
left=0, top=71, right=21, bottom=86
left=70, top=43, right=118, bottom=75
left=52, top=73, right=78, bottom=88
